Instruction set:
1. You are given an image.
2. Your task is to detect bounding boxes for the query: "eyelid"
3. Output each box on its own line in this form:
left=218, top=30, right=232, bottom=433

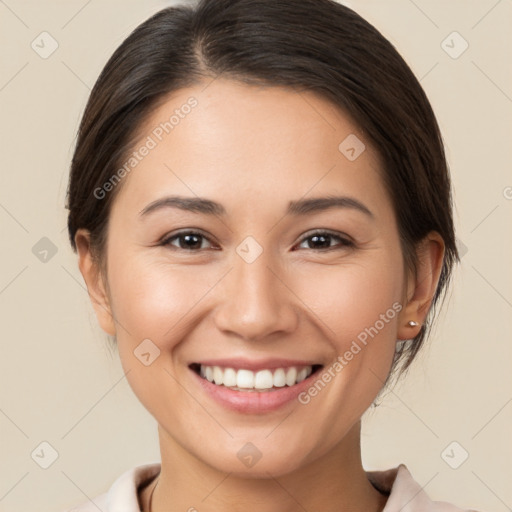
left=299, top=228, right=352, bottom=241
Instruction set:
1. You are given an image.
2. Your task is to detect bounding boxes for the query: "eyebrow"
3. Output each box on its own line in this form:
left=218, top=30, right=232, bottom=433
left=139, top=195, right=374, bottom=219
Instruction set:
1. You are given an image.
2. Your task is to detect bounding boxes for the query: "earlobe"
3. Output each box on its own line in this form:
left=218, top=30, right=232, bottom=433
left=397, top=232, right=445, bottom=340
left=74, top=229, right=117, bottom=337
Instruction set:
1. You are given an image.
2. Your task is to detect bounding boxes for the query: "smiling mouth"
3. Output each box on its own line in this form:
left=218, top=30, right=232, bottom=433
left=189, top=363, right=323, bottom=392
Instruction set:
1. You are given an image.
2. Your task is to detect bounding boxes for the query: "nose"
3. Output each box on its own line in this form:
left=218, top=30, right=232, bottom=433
left=212, top=248, right=299, bottom=342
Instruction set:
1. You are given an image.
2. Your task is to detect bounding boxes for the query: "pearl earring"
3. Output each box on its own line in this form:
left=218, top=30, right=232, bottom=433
left=407, top=320, right=419, bottom=327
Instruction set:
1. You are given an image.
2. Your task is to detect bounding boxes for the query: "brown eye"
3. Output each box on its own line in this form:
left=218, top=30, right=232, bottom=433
left=161, top=231, right=214, bottom=251
left=296, top=231, right=354, bottom=251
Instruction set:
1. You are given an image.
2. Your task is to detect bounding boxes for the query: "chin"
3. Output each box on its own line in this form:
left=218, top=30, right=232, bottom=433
left=192, top=435, right=316, bottom=479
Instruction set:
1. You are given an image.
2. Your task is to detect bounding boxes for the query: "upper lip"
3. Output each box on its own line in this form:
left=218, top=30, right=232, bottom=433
left=190, top=358, right=323, bottom=372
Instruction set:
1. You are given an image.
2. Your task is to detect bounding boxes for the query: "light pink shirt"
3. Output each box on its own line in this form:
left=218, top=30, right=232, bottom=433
left=64, top=462, right=481, bottom=511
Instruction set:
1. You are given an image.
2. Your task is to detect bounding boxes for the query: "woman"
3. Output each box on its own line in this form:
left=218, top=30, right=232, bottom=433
left=64, top=0, right=478, bottom=510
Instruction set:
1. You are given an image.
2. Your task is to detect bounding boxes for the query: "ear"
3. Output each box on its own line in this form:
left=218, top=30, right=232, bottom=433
left=397, top=231, right=445, bottom=341
left=74, top=228, right=116, bottom=337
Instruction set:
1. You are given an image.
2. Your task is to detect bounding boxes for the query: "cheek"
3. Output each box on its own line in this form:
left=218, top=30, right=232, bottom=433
left=291, top=254, right=403, bottom=379
left=295, top=256, right=403, bottom=337
left=289, top=258, right=402, bottom=433
left=105, top=256, right=219, bottom=418
left=108, top=257, right=218, bottom=346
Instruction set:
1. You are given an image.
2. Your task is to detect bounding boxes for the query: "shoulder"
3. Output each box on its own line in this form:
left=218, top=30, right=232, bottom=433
left=366, top=463, right=484, bottom=512
left=61, top=462, right=161, bottom=512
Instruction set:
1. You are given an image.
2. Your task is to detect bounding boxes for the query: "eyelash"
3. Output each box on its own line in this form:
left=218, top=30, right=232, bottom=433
left=159, top=229, right=354, bottom=252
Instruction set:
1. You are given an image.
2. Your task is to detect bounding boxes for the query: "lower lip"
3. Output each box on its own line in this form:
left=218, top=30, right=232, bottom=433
left=191, top=368, right=320, bottom=414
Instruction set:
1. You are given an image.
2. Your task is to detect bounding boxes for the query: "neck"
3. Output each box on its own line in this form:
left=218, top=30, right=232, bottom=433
left=146, top=421, right=388, bottom=512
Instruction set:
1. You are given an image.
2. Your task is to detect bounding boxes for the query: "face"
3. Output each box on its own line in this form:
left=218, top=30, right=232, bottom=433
left=84, top=79, right=413, bottom=477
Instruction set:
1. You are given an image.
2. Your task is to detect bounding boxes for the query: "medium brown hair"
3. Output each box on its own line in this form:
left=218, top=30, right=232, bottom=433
left=66, top=0, right=459, bottom=381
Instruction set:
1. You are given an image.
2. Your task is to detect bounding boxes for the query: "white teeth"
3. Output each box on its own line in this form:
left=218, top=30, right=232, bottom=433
left=285, top=367, right=297, bottom=386
left=296, top=367, right=309, bottom=383
left=197, top=364, right=314, bottom=390
left=213, top=366, right=223, bottom=385
left=273, top=368, right=286, bottom=387
left=223, top=367, right=237, bottom=387
left=254, top=370, right=273, bottom=389
left=236, top=369, right=254, bottom=388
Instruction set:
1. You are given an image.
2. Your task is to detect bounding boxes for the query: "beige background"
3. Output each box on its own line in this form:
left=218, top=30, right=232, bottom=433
left=0, top=0, right=511, bottom=511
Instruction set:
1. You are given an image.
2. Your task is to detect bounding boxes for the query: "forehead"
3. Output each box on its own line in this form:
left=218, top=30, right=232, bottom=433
left=113, top=78, right=388, bottom=217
